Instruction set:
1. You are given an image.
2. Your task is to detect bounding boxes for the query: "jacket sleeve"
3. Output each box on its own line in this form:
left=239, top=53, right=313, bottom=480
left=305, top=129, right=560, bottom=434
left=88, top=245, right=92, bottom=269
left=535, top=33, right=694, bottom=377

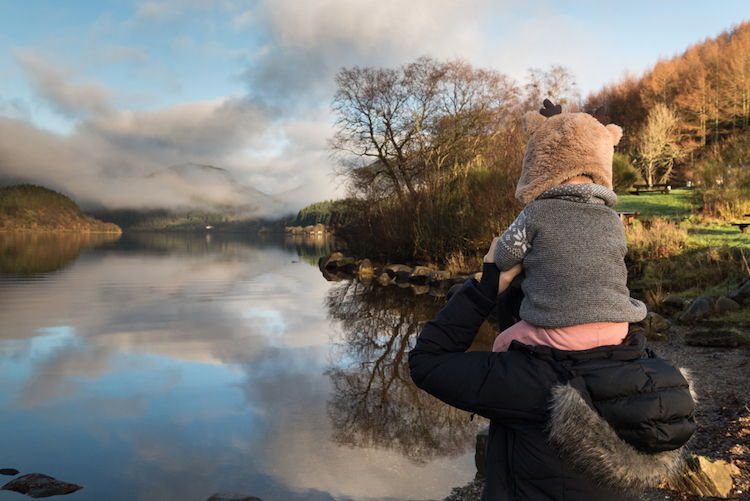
left=408, top=278, right=555, bottom=422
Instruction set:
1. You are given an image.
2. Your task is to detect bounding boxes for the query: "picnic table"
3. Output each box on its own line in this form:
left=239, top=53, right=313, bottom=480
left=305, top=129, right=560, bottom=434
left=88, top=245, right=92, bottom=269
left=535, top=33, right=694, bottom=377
left=616, top=211, right=640, bottom=226
left=731, top=214, right=750, bottom=233
left=630, top=184, right=671, bottom=195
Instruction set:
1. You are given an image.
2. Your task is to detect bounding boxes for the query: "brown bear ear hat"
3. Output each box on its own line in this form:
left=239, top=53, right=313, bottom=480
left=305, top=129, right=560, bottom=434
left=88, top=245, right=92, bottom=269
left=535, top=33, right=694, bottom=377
left=515, top=99, right=623, bottom=204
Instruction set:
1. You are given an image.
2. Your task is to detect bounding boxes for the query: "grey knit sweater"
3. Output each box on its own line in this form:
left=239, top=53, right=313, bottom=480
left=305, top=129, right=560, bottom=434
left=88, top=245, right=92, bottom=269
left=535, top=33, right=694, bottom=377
left=494, top=183, right=647, bottom=328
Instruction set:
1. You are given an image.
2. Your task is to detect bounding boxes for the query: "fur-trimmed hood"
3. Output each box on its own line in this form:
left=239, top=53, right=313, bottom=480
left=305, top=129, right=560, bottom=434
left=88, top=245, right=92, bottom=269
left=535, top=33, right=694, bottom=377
left=546, top=360, right=696, bottom=493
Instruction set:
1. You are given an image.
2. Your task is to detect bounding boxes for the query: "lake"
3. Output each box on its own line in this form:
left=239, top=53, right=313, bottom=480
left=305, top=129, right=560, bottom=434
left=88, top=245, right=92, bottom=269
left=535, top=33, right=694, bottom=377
left=0, top=232, right=490, bottom=501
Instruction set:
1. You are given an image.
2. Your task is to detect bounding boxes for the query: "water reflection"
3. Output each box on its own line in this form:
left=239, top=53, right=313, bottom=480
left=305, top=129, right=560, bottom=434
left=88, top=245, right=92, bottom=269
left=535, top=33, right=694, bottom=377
left=0, top=233, right=489, bottom=501
left=0, top=232, right=121, bottom=274
left=324, top=280, right=496, bottom=464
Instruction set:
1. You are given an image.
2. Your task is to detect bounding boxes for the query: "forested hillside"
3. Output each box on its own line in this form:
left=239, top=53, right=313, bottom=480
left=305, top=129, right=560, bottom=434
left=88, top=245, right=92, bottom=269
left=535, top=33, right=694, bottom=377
left=587, top=21, right=750, bottom=189
left=0, top=184, right=121, bottom=233
left=328, top=23, right=750, bottom=265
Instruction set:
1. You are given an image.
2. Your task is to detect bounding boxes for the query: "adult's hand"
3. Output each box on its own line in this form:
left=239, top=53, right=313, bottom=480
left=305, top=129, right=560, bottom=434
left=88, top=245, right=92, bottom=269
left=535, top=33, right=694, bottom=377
left=478, top=238, right=523, bottom=297
left=483, top=237, right=500, bottom=263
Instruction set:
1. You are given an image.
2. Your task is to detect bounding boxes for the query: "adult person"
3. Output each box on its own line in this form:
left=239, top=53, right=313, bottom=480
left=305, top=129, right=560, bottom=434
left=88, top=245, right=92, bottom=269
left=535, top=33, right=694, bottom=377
left=408, top=238, right=696, bottom=501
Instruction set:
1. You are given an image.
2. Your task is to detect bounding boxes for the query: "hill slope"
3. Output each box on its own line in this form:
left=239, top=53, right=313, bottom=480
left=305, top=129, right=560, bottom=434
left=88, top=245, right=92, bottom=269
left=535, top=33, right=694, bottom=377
left=0, top=184, right=122, bottom=233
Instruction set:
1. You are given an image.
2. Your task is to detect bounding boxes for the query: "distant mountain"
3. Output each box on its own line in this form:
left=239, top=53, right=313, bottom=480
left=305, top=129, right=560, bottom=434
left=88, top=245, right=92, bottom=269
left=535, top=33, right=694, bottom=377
left=145, top=163, right=294, bottom=217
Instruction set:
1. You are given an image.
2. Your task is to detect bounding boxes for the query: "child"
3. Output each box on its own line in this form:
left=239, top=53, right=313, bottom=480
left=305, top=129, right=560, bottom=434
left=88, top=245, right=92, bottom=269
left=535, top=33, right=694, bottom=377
left=490, top=100, right=647, bottom=352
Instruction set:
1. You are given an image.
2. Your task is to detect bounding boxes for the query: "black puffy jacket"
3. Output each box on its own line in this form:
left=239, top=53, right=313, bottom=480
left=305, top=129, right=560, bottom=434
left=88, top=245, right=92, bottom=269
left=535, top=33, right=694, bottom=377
left=408, top=279, right=695, bottom=501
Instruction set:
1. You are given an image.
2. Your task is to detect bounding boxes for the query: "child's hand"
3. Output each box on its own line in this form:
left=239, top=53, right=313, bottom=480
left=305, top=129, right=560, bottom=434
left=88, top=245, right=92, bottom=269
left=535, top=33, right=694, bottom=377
left=498, top=263, right=523, bottom=295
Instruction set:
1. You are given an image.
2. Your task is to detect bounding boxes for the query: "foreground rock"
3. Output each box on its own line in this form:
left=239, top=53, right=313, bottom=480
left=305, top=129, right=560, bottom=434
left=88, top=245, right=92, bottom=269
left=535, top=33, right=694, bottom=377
left=663, top=455, right=738, bottom=498
left=1, top=473, right=83, bottom=498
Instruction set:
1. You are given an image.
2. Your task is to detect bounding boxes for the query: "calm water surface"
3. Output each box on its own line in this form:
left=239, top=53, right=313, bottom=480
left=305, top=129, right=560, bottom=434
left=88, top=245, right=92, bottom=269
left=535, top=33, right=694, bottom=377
left=0, top=232, right=487, bottom=501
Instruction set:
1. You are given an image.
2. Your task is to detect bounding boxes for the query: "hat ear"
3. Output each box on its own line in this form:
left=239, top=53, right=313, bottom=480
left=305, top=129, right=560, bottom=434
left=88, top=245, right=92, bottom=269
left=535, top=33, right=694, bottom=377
left=606, top=124, right=623, bottom=146
left=523, top=111, right=547, bottom=135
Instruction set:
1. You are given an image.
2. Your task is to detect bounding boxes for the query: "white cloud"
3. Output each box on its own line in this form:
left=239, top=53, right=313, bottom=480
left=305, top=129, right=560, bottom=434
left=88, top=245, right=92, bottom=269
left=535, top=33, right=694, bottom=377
left=15, top=50, right=114, bottom=119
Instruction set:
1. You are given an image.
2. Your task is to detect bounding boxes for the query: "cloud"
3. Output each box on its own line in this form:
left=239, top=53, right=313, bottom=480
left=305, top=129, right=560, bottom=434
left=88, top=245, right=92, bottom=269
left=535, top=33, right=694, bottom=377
left=15, top=50, right=114, bottom=119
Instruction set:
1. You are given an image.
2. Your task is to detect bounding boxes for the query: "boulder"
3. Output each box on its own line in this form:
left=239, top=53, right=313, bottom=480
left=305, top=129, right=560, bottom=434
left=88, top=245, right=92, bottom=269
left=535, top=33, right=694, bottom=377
left=1, top=473, right=83, bottom=498
left=408, top=266, right=432, bottom=284
left=428, top=270, right=452, bottom=284
left=207, top=494, right=264, bottom=501
left=663, top=455, right=737, bottom=498
left=715, top=297, right=740, bottom=313
left=645, top=312, right=671, bottom=341
left=663, top=295, right=688, bottom=310
left=386, top=264, right=413, bottom=281
left=729, top=280, right=750, bottom=304
left=685, top=330, right=743, bottom=347
left=411, top=284, right=430, bottom=295
left=678, top=296, right=714, bottom=323
left=334, top=257, right=356, bottom=268
left=356, top=259, right=376, bottom=276
left=319, top=252, right=344, bottom=269
left=321, top=268, right=352, bottom=282
left=376, top=273, right=395, bottom=286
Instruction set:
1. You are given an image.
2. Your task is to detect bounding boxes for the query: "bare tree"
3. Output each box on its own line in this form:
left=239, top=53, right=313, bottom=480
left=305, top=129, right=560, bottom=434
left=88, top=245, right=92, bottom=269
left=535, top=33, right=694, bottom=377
left=329, top=57, right=518, bottom=205
left=635, top=103, right=685, bottom=184
left=524, top=65, right=581, bottom=109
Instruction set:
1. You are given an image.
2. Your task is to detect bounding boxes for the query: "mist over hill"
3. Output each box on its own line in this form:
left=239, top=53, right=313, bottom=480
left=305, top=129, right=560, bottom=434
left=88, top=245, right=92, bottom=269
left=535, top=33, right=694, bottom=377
left=1, top=162, right=311, bottom=222
left=144, top=163, right=300, bottom=217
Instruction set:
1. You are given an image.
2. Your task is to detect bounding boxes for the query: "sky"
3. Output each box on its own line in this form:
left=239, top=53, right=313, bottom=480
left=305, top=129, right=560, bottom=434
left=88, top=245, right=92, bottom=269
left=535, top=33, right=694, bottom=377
left=0, top=0, right=748, bottom=213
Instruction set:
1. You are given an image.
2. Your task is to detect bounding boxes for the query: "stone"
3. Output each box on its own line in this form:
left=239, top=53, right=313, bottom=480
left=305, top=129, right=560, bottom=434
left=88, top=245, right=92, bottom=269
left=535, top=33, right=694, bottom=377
left=1, top=473, right=83, bottom=498
left=207, top=493, right=263, bottom=501
left=663, top=295, right=688, bottom=310
left=715, top=297, right=740, bottom=312
left=376, top=273, right=395, bottom=286
left=411, top=284, right=430, bottom=295
left=321, top=268, right=350, bottom=282
left=0, top=470, right=18, bottom=476
left=334, top=257, right=356, bottom=268
left=428, top=270, right=452, bottom=283
left=646, top=312, right=671, bottom=335
left=356, top=259, right=376, bottom=276
left=475, top=427, right=489, bottom=477
left=663, top=455, right=735, bottom=498
left=685, top=330, right=742, bottom=347
left=386, top=264, right=413, bottom=281
left=318, top=252, right=344, bottom=269
left=729, top=280, right=750, bottom=303
left=408, top=266, right=432, bottom=284
left=678, top=296, right=713, bottom=323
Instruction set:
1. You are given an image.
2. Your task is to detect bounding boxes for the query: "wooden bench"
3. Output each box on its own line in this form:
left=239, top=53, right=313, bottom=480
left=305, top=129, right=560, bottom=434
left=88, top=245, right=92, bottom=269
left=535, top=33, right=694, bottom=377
left=732, top=223, right=750, bottom=233
left=629, top=184, right=671, bottom=195
left=616, top=211, right=640, bottom=226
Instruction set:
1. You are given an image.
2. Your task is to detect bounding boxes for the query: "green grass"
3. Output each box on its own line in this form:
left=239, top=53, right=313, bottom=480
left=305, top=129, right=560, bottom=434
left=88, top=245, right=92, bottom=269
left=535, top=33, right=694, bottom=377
left=613, top=187, right=696, bottom=220
left=686, top=222, right=750, bottom=251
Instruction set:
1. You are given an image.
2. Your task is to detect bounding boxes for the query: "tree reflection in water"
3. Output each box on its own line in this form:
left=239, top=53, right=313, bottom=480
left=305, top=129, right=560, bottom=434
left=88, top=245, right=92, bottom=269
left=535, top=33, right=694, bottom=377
left=324, top=279, right=497, bottom=465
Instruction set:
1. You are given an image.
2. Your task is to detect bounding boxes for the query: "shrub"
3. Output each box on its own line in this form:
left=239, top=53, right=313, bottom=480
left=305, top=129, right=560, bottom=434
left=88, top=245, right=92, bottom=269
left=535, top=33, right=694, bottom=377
left=612, top=152, right=641, bottom=193
left=625, top=217, right=688, bottom=260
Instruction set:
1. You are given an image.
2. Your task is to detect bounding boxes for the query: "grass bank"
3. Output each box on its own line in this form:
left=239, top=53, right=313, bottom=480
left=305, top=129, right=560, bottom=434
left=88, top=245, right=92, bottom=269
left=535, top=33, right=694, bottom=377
left=614, top=187, right=750, bottom=312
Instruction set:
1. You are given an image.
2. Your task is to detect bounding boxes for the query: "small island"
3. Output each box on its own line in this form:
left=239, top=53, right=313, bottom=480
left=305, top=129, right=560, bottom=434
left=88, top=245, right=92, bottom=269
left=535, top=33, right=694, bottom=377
left=0, top=184, right=121, bottom=233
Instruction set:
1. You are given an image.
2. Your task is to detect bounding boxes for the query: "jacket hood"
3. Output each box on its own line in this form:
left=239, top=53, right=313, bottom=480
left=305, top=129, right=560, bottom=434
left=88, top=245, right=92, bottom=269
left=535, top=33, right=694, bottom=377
left=547, top=382, right=690, bottom=492
left=513, top=334, right=696, bottom=493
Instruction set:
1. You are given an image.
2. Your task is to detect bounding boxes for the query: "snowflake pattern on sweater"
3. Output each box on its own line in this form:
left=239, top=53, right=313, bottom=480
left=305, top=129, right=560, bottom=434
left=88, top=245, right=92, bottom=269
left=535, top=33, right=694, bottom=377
left=495, top=210, right=531, bottom=270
